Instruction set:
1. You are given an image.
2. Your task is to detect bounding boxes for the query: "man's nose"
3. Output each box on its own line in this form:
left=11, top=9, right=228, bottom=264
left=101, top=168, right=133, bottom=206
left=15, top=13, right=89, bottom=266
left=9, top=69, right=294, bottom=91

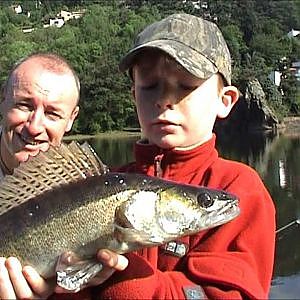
left=26, top=110, right=45, bottom=135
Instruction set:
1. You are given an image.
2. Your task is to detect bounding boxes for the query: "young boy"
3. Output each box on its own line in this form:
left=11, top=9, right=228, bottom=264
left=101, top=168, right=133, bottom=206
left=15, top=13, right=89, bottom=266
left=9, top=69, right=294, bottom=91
left=92, top=13, right=276, bottom=299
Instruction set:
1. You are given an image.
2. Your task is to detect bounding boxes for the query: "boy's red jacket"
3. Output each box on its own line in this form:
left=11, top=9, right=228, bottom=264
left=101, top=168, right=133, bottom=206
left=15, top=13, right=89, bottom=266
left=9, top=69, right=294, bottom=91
left=50, top=134, right=276, bottom=299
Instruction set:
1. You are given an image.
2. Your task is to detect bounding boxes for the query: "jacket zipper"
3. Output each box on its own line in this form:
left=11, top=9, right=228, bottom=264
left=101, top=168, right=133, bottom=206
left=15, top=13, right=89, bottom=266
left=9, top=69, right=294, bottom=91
left=154, top=153, right=164, bottom=178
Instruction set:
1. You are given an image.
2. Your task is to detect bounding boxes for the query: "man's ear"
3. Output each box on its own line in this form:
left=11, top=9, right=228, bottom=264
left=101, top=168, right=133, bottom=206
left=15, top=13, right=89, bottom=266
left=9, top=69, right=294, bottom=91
left=131, top=85, right=136, bottom=103
left=0, top=100, right=4, bottom=115
left=66, top=106, right=79, bottom=132
left=217, top=86, right=239, bottom=119
left=0, top=97, right=9, bottom=118
left=0, top=84, right=8, bottom=115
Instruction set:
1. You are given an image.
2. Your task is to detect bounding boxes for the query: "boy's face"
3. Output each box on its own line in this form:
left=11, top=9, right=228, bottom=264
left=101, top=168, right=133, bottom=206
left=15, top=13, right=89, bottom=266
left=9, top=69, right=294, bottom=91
left=132, top=51, right=232, bottom=149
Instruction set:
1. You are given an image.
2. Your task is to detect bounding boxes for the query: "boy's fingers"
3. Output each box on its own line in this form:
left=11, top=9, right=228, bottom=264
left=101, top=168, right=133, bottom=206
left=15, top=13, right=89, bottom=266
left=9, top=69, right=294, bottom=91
left=0, top=257, right=16, bottom=300
left=82, top=250, right=128, bottom=288
left=4, top=257, right=34, bottom=299
left=97, top=249, right=128, bottom=271
left=55, top=250, right=129, bottom=293
left=23, top=265, right=55, bottom=298
left=58, top=251, right=81, bottom=266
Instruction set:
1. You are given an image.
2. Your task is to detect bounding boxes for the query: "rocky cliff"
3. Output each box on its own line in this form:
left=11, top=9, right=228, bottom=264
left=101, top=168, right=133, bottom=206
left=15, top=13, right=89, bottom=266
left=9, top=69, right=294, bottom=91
left=215, top=78, right=279, bottom=134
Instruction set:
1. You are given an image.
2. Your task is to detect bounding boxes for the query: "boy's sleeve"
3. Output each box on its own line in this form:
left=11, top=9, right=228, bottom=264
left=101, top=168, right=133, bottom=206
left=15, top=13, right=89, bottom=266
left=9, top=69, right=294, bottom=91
left=95, top=169, right=276, bottom=299
left=97, top=251, right=198, bottom=299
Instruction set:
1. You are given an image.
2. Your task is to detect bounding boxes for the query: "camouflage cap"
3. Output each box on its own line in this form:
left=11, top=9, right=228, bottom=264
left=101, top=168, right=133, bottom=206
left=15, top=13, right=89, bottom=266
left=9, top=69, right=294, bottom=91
left=119, top=13, right=232, bottom=85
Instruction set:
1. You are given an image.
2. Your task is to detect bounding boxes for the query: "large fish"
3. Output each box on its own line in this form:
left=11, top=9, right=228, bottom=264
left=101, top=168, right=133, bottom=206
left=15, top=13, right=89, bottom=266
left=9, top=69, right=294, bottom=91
left=0, top=142, right=239, bottom=291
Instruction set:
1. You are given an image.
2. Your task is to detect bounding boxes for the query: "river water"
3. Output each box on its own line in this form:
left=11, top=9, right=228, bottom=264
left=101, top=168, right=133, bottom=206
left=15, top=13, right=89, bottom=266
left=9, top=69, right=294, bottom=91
left=83, top=130, right=299, bottom=299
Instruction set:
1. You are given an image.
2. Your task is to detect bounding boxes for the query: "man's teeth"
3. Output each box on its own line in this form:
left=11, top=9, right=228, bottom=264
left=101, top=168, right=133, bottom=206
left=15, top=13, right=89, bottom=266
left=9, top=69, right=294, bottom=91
left=21, top=136, right=39, bottom=145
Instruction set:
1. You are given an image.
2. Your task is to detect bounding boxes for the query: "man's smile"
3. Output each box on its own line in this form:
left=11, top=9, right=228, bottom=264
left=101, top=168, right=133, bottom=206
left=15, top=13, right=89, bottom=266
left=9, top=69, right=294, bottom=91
left=19, top=133, right=46, bottom=147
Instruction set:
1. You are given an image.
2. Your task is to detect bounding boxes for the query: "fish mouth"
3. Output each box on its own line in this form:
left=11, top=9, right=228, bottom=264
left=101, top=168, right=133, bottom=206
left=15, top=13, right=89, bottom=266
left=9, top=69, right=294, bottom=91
left=206, top=201, right=240, bottom=227
left=217, top=191, right=239, bottom=202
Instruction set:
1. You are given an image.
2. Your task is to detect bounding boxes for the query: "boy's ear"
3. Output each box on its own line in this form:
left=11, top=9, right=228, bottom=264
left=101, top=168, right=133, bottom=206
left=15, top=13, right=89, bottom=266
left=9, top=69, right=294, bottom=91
left=217, top=86, right=239, bottom=119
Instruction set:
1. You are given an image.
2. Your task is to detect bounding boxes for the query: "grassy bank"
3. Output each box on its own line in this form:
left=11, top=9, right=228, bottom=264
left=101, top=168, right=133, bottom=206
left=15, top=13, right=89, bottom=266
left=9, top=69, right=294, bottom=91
left=64, top=118, right=300, bottom=142
left=63, top=130, right=141, bottom=141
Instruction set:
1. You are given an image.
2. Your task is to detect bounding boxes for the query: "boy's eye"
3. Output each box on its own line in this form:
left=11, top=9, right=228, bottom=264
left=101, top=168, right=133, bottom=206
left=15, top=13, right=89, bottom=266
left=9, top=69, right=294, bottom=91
left=141, top=82, right=158, bottom=90
left=180, top=84, right=198, bottom=91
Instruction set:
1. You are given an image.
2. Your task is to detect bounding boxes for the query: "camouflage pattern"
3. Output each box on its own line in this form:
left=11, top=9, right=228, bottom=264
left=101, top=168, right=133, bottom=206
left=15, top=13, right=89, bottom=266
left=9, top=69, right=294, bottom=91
left=119, top=13, right=232, bottom=85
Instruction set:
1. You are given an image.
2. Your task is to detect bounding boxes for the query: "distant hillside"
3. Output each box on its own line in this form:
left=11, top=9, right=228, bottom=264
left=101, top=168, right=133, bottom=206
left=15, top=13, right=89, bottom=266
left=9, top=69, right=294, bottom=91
left=0, top=0, right=299, bottom=134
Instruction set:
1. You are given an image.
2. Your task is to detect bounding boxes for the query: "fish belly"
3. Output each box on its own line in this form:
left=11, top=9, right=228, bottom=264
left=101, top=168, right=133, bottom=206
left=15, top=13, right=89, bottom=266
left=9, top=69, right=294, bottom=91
left=0, top=185, right=127, bottom=278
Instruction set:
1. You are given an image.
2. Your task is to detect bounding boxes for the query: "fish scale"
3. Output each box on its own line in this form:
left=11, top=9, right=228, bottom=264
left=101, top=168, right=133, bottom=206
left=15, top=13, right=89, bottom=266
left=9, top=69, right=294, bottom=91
left=0, top=141, right=240, bottom=288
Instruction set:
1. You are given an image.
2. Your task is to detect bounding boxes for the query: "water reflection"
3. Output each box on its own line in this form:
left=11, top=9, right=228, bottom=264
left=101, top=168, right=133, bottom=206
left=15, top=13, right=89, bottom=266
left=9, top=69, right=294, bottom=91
left=85, top=135, right=138, bottom=168
left=215, top=131, right=277, bottom=176
left=216, top=131, right=300, bottom=298
left=83, top=131, right=300, bottom=299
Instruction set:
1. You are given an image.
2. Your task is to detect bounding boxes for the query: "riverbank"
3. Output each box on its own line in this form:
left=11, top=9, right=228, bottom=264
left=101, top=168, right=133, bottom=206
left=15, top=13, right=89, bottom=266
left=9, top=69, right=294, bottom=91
left=283, top=116, right=300, bottom=129
left=278, top=116, right=300, bottom=136
left=63, top=130, right=141, bottom=141
left=64, top=117, right=300, bottom=142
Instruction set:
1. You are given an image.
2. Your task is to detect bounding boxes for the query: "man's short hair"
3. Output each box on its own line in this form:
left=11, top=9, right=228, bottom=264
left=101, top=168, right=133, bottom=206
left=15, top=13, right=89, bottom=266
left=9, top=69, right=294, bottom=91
left=2, top=52, right=80, bottom=104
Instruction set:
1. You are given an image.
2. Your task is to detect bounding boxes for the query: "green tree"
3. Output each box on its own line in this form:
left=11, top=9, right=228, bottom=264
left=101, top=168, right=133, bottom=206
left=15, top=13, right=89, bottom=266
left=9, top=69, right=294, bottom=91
left=0, top=0, right=299, bottom=133
left=221, top=24, right=247, bottom=83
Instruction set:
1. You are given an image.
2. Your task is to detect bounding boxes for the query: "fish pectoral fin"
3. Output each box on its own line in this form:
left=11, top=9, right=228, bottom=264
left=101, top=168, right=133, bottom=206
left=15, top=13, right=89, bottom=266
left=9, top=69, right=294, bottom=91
left=114, top=224, right=164, bottom=246
left=56, top=259, right=102, bottom=292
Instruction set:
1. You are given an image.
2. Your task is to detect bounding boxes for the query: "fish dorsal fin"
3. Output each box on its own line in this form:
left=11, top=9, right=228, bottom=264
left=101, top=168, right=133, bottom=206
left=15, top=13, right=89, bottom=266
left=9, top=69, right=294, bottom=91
left=68, top=141, right=109, bottom=175
left=0, top=141, right=108, bottom=215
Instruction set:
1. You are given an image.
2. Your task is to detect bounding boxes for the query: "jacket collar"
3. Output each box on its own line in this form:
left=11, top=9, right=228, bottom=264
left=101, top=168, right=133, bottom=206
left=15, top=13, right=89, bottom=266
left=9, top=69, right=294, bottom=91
left=134, top=134, right=218, bottom=181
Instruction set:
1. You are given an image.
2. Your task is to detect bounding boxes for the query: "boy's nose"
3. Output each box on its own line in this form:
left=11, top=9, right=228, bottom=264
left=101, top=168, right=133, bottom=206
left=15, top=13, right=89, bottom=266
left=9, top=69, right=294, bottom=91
left=155, top=99, right=173, bottom=109
left=155, top=84, right=176, bottom=109
left=26, top=110, right=45, bottom=135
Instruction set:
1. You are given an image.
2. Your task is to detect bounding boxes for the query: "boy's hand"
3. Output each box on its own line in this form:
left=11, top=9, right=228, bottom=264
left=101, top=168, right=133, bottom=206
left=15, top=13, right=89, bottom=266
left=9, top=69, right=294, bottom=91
left=0, top=250, right=128, bottom=298
left=54, top=249, right=128, bottom=293
left=0, top=257, right=55, bottom=300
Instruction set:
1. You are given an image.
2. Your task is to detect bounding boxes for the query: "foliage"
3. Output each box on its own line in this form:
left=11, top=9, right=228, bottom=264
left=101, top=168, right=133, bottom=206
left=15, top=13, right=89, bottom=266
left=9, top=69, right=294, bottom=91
left=0, top=0, right=299, bottom=134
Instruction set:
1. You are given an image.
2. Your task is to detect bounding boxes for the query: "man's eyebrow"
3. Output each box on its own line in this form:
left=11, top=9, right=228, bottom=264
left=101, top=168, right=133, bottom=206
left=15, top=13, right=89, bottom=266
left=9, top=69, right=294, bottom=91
left=12, top=92, right=32, bottom=100
left=45, top=107, right=66, bottom=118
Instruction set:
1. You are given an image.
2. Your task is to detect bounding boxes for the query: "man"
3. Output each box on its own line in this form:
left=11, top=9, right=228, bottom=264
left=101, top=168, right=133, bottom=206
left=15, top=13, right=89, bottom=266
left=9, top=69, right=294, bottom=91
left=0, top=52, right=80, bottom=178
left=0, top=52, right=80, bottom=298
left=0, top=53, right=128, bottom=299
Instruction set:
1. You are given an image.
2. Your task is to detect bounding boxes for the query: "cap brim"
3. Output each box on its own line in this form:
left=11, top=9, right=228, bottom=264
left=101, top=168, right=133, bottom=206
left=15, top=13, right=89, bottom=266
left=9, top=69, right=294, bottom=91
left=119, top=39, right=218, bottom=80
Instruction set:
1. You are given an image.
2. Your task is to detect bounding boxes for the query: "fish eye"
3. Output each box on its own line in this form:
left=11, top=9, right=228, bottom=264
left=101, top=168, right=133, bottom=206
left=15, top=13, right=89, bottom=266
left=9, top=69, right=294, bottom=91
left=197, top=193, right=213, bottom=208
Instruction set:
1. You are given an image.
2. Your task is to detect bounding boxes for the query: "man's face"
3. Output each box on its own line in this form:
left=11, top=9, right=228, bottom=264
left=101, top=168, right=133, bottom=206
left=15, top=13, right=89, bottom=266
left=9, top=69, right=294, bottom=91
left=132, top=51, right=223, bottom=149
left=0, top=60, right=79, bottom=170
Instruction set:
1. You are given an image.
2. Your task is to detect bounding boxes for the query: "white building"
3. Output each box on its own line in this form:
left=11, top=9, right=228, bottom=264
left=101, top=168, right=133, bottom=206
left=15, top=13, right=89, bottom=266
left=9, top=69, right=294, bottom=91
left=22, top=28, right=35, bottom=33
left=287, top=29, right=300, bottom=38
left=269, top=70, right=282, bottom=86
left=13, top=4, right=22, bottom=14
left=290, top=61, right=300, bottom=81
left=43, top=18, right=65, bottom=28
left=58, top=10, right=85, bottom=22
left=43, top=10, right=85, bottom=29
